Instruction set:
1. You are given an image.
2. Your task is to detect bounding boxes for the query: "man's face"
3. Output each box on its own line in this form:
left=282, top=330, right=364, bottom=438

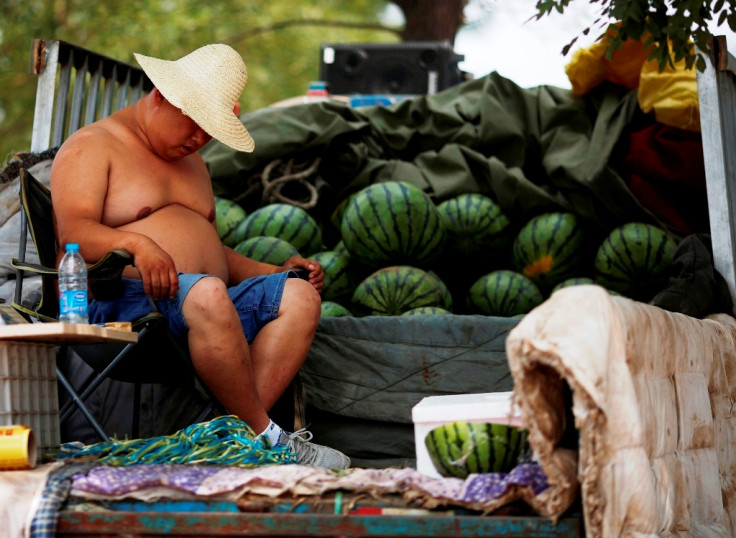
left=153, top=91, right=213, bottom=160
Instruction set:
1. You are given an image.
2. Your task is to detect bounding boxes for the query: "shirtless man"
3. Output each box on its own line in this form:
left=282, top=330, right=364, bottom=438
left=50, top=44, right=350, bottom=469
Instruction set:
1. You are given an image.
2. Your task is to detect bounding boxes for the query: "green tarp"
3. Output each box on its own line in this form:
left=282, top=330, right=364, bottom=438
left=203, top=72, right=658, bottom=237
left=302, top=314, right=518, bottom=468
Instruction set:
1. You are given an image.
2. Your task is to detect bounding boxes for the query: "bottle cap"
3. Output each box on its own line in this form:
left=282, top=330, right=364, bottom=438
left=66, top=243, right=80, bottom=252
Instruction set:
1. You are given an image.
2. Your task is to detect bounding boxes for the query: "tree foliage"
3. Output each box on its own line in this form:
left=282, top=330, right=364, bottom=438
left=534, top=0, right=736, bottom=72
left=0, top=0, right=399, bottom=164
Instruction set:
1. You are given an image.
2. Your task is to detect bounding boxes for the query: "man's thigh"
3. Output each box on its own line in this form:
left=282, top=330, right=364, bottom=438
left=173, top=272, right=295, bottom=343
left=88, top=279, right=153, bottom=324
left=226, top=272, right=294, bottom=343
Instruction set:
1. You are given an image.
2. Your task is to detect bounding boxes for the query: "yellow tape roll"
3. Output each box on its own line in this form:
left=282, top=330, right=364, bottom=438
left=0, top=425, right=37, bottom=470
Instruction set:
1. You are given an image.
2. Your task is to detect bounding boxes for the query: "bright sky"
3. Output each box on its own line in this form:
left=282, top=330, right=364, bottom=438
left=443, top=0, right=736, bottom=90
left=453, top=1, right=602, bottom=89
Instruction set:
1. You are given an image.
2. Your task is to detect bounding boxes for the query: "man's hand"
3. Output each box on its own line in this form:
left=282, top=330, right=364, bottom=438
left=133, top=242, right=180, bottom=299
left=283, top=256, right=324, bottom=293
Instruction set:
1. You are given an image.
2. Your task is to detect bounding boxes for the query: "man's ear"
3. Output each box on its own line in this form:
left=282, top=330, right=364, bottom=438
left=153, top=88, right=166, bottom=105
left=233, top=102, right=241, bottom=115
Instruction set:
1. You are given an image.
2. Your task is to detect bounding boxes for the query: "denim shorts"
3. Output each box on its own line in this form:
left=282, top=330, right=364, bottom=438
left=88, top=271, right=295, bottom=343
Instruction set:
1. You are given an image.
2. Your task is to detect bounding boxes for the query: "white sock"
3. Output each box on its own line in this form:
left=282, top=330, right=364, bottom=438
left=259, top=420, right=285, bottom=447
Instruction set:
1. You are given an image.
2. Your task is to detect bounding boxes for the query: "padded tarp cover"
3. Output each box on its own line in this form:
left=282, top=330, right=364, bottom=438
left=506, top=284, right=736, bottom=535
left=202, top=72, right=664, bottom=236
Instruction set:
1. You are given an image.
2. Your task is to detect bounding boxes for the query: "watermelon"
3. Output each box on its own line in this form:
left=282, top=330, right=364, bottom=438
left=594, top=222, right=677, bottom=301
left=215, top=196, right=247, bottom=247
left=437, top=193, right=511, bottom=259
left=466, top=270, right=543, bottom=317
left=232, top=203, right=322, bottom=256
left=351, top=265, right=452, bottom=316
left=308, top=250, right=354, bottom=302
left=402, top=306, right=452, bottom=316
left=234, top=236, right=299, bottom=266
left=425, top=421, right=529, bottom=478
left=340, top=181, right=446, bottom=268
left=321, top=301, right=352, bottom=317
left=512, top=212, right=586, bottom=290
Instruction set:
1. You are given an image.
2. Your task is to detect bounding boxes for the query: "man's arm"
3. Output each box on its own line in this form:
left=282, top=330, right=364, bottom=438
left=51, top=131, right=179, bottom=299
left=225, top=246, right=324, bottom=292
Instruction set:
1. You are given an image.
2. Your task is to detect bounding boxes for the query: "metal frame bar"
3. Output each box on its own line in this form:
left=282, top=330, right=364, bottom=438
left=697, top=35, right=736, bottom=308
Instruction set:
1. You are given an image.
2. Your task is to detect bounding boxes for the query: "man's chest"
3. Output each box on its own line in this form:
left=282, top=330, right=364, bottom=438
left=102, top=158, right=213, bottom=227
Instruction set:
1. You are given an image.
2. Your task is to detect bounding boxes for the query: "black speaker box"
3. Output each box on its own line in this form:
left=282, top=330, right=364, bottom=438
left=319, top=41, right=465, bottom=95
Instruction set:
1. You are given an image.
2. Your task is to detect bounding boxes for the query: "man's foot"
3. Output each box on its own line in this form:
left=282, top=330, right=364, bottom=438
left=276, top=428, right=351, bottom=469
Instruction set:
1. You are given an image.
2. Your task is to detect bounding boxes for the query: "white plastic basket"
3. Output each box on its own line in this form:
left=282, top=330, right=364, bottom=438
left=0, top=341, right=60, bottom=453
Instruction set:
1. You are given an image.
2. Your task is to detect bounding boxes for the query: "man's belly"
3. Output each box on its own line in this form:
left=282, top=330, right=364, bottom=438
left=117, top=204, right=228, bottom=280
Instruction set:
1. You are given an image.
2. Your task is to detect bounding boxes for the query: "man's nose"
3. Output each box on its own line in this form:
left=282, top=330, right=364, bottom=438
left=192, top=128, right=212, bottom=145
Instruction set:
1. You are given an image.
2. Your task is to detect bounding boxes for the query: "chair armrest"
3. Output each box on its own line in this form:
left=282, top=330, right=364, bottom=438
left=87, top=249, right=134, bottom=279
left=11, top=248, right=134, bottom=279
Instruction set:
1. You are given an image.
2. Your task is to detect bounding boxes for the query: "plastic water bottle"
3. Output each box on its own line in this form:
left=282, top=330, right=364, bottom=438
left=58, top=243, right=89, bottom=324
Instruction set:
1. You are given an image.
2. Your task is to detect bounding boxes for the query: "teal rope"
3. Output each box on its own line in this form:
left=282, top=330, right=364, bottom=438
left=55, top=415, right=297, bottom=467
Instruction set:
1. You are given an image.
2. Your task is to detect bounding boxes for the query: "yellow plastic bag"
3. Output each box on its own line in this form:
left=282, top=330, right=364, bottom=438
left=565, top=27, right=700, bottom=132
left=638, top=57, right=699, bottom=132
left=565, top=35, right=648, bottom=95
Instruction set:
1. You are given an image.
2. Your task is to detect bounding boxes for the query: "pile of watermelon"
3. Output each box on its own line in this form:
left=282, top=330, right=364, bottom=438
left=215, top=180, right=680, bottom=318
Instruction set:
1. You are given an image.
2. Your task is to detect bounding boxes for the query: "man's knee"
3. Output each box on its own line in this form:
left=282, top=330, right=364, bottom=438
left=281, top=278, right=321, bottom=321
left=183, top=276, right=231, bottom=320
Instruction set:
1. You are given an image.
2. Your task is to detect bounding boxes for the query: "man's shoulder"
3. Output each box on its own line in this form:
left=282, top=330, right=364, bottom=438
left=64, top=116, right=122, bottom=146
left=52, top=116, right=128, bottom=177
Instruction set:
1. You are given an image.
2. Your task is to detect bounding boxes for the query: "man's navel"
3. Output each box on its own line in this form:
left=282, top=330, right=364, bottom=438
left=136, top=206, right=153, bottom=220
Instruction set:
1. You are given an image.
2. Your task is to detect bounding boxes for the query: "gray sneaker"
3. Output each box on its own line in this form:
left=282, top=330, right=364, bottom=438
left=277, top=428, right=351, bottom=469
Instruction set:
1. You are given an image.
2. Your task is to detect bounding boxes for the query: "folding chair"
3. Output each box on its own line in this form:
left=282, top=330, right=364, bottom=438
left=11, top=167, right=221, bottom=442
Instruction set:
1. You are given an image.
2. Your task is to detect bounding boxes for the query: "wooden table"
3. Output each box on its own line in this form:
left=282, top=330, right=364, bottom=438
left=0, top=321, right=137, bottom=344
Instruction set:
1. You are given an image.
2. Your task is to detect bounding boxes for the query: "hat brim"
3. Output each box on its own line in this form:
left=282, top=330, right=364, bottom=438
left=134, top=52, right=255, bottom=153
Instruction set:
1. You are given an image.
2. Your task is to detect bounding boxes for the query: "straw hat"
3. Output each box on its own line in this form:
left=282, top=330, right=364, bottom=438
left=134, top=44, right=255, bottom=153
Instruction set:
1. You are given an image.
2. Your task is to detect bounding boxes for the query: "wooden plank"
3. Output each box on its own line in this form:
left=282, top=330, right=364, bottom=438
left=57, top=511, right=583, bottom=537
left=0, top=322, right=137, bottom=344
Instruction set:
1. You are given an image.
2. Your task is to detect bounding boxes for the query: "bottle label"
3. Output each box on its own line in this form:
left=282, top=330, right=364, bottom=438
left=60, top=289, right=88, bottom=316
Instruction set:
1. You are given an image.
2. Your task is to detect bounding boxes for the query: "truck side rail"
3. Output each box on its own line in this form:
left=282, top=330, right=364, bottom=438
left=696, top=35, right=736, bottom=309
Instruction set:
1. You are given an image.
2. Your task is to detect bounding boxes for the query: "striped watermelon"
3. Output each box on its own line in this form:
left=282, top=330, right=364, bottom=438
left=437, top=193, right=511, bottom=259
left=309, top=250, right=354, bottom=302
left=466, top=270, right=543, bottom=317
left=351, top=266, right=452, bottom=316
left=340, top=181, right=446, bottom=268
left=333, top=240, right=350, bottom=258
left=330, top=193, right=355, bottom=233
left=512, top=212, right=586, bottom=290
left=425, top=421, right=529, bottom=478
left=402, top=306, right=452, bottom=316
left=215, top=196, right=247, bottom=247
left=321, top=301, right=352, bottom=317
left=594, top=222, right=677, bottom=301
left=234, top=236, right=299, bottom=266
left=233, top=203, right=322, bottom=256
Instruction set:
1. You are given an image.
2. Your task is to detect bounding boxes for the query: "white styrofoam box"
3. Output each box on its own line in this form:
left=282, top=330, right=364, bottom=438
left=0, top=341, right=60, bottom=453
left=412, top=391, right=524, bottom=479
